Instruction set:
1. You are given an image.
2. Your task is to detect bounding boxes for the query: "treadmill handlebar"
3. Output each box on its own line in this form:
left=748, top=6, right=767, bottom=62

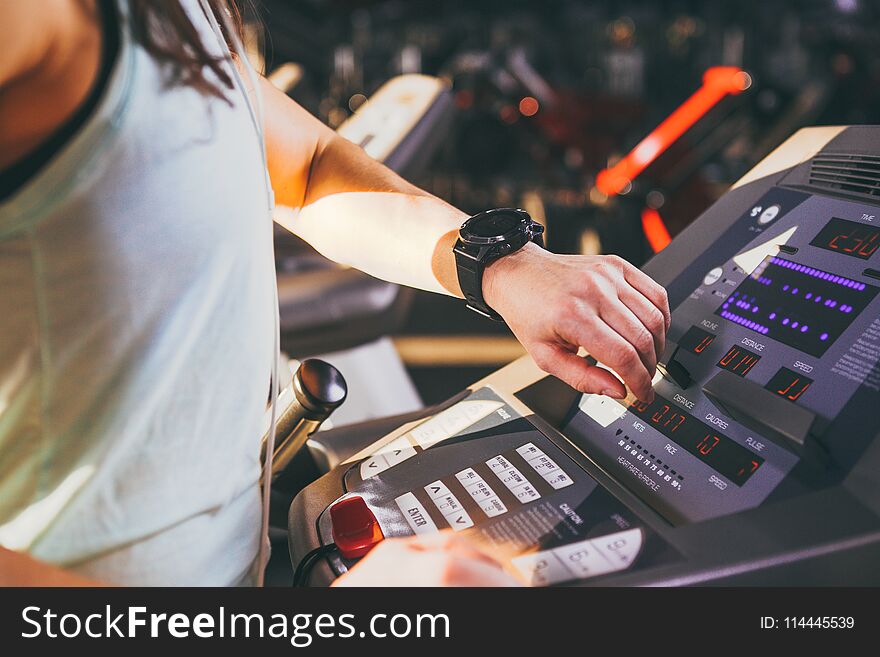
left=261, top=359, right=348, bottom=482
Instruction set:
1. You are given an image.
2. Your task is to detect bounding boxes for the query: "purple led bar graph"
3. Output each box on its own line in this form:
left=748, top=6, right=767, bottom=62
left=769, top=257, right=867, bottom=291
left=715, top=256, right=878, bottom=357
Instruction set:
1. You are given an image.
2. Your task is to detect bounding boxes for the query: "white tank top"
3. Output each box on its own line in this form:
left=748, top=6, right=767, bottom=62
left=0, top=1, right=276, bottom=585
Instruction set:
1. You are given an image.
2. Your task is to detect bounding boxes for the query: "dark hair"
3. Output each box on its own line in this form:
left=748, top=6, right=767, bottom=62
left=128, top=0, right=253, bottom=101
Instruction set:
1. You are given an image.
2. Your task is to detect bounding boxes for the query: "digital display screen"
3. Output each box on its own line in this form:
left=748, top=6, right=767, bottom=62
left=629, top=395, right=764, bottom=486
left=716, top=256, right=879, bottom=357
left=679, top=325, right=716, bottom=354
left=810, top=217, right=880, bottom=260
left=717, top=345, right=761, bottom=377
left=765, top=367, right=813, bottom=402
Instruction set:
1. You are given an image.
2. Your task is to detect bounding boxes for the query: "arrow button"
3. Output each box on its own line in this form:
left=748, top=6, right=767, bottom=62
left=359, top=453, right=390, bottom=479
left=447, top=511, right=473, bottom=531
left=424, top=480, right=452, bottom=501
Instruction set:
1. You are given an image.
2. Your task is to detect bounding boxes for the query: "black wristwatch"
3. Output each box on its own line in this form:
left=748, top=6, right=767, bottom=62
left=453, top=208, right=544, bottom=320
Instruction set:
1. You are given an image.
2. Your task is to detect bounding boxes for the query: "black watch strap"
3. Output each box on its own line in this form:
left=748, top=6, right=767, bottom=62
left=455, top=247, right=504, bottom=321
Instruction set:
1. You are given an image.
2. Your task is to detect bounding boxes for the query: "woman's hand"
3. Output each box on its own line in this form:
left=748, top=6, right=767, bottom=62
left=332, top=532, right=519, bottom=587
left=484, top=244, right=670, bottom=402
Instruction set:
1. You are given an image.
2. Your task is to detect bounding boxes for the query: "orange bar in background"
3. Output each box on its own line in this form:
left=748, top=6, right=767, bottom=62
left=596, top=66, right=750, bottom=196
left=641, top=207, right=672, bottom=253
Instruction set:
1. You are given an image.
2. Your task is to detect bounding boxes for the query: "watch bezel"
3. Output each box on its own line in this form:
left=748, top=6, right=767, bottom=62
left=458, top=208, right=535, bottom=246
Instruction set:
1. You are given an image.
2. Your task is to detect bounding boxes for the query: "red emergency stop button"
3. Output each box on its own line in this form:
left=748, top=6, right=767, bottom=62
left=330, top=496, right=384, bottom=559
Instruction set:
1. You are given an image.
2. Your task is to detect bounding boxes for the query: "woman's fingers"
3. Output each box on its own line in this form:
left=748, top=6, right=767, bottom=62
left=559, top=316, right=655, bottom=401
left=438, top=555, right=520, bottom=587
left=334, top=533, right=522, bottom=586
left=405, top=534, right=518, bottom=586
left=530, top=343, right=626, bottom=398
left=406, top=531, right=503, bottom=569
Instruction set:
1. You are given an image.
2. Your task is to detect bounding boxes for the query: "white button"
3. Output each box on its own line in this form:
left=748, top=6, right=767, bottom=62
left=589, top=528, right=643, bottom=567
left=410, top=400, right=504, bottom=449
left=456, top=467, right=481, bottom=486
left=511, top=552, right=572, bottom=587
left=578, top=393, right=628, bottom=427
left=394, top=492, right=438, bottom=535
left=515, top=443, right=544, bottom=461
left=527, top=454, right=560, bottom=476
left=380, top=435, right=417, bottom=467
left=551, top=541, right=616, bottom=579
left=758, top=204, right=780, bottom=225
left=703, top=266, right=723, bottom=286
left=510, top=529, right=646, bottom=585
left=359, top=453, right=390, bottom=479
left=497, top=466, right=529, bottom=490
left=433, top=493, right=463, bottom=517
left=513, top=483, right=541, bottom=502
left=478, top=496, right=508, bottom=518
left=486, top=455, right=513, bottom=474
left=465, top=479, right=496, bottom=501
left=544, top=471, right=574, bottom=490
left=446, top=511, right=474, bottom=532
left=424, top=480, right=452, bottom=500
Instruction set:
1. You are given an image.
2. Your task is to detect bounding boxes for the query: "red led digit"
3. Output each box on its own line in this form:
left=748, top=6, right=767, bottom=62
left=696, top=434, right=720, bottom=455
left=788, top=379, right=810, bottom=401
left=777, top=377, right=810, bottom=400
left=694, top=335, right=714, bottom=353
left=652, top=404, right=671, bottom=424
left=719, top=348, right=737, bottom=367
left=740, top=354, right=759, bottom=375
left=858, top=231, right=880, bottom=258
left=829, top=226, right=864, bottom=253
left=736, top=460, right=761, bottom=479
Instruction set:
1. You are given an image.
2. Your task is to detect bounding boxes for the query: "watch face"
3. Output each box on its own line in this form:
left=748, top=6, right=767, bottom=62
left=466, top=211, right=521, bottom=238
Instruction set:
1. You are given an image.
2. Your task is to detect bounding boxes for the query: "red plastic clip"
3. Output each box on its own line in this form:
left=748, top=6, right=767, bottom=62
left=329, top=496, right=384, bottom=559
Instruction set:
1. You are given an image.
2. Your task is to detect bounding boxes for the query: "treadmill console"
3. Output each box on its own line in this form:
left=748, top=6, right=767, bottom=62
left=564, top=186, right=880, bottom=524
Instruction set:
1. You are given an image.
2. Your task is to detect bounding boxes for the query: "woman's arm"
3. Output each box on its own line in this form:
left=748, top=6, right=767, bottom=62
left=261, top=77, right=670, bottom=401
left=261, top=78, right=464, bottom=296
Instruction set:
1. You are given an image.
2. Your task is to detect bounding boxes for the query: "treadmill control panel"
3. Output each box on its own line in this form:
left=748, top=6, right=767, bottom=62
left=563, top=188, right=880, bottom=523
left=327, top=387, right=680, bottom=586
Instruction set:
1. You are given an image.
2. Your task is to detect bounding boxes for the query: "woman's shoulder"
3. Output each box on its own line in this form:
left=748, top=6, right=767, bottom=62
left=0, top=0, right=103, bottom=170
left=1, top=1, right=93, bottom=87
